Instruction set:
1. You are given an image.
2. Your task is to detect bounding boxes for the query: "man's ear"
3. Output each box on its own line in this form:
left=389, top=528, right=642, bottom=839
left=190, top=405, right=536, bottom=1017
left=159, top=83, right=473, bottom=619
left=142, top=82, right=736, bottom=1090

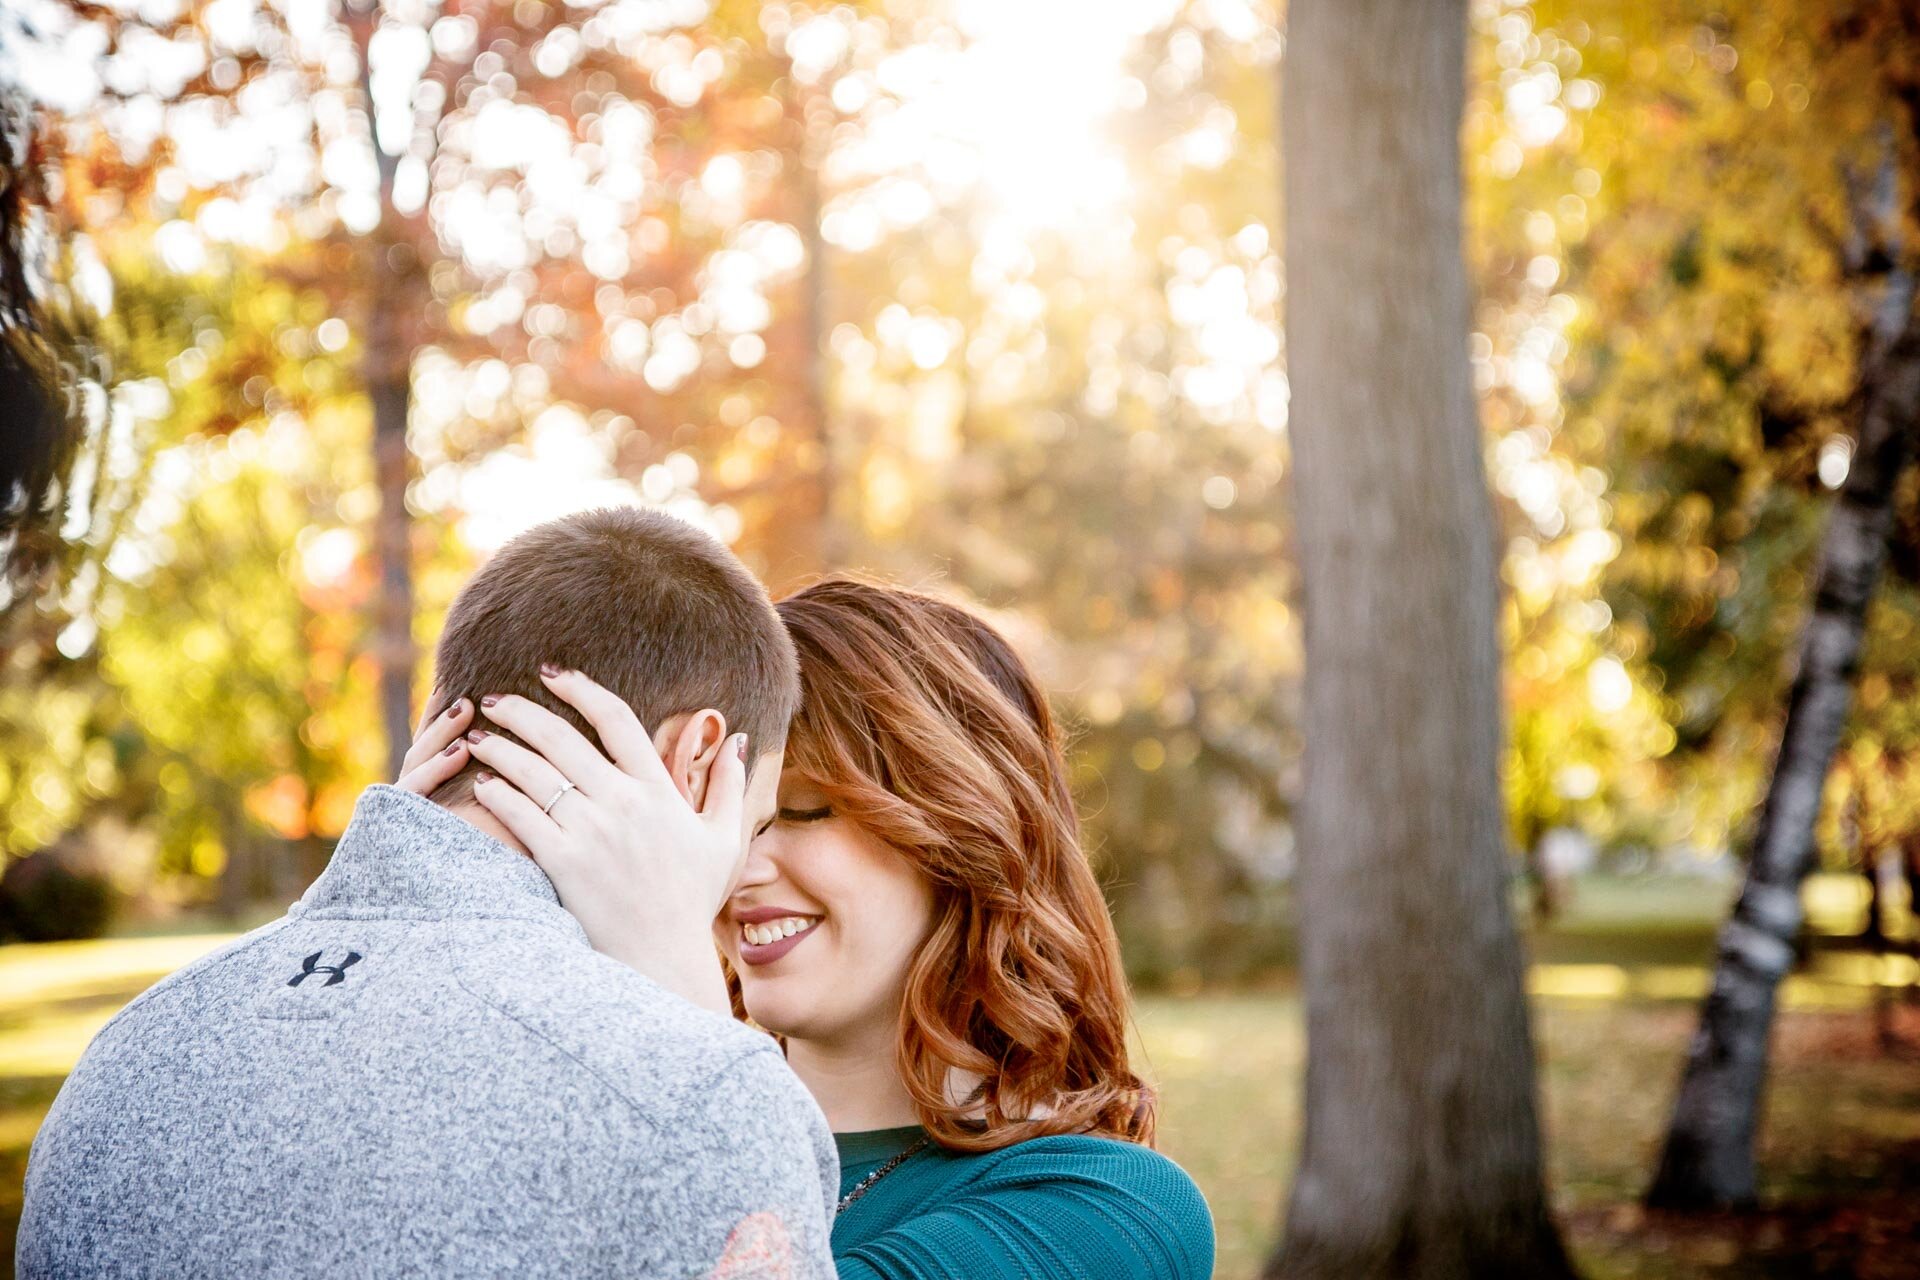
left=653, top=709, right=729, bottom=809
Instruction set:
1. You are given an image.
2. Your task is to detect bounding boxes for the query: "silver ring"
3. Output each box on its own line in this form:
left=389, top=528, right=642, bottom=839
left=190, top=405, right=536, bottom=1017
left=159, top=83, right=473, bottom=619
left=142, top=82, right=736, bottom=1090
left=541, top=779, right=577, bottom=815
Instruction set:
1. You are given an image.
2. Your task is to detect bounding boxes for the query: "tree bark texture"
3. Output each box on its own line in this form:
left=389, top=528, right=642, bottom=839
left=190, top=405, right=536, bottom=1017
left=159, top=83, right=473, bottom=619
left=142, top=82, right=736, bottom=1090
left=1647, top=266, right=1920, bottom=1210
left=1268, top=2, right=1575, bottom=1276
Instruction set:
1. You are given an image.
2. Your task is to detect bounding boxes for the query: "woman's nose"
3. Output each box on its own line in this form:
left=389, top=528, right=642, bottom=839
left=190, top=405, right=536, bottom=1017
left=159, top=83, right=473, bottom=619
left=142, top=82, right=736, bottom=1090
left=733, top=831, right=780, bottom=888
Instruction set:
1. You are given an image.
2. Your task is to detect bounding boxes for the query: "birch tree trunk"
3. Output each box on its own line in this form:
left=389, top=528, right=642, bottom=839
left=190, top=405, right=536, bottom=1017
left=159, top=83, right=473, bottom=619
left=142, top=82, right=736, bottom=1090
left=1647, top=262, right=1920, bottom=1209
left=1267, top=2, right=1574, bottom=1275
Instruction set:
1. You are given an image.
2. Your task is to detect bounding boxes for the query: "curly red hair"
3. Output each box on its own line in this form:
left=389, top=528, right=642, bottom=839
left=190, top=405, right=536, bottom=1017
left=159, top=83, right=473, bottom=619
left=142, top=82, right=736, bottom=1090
left=761, top=576, right=1156, bottom=1152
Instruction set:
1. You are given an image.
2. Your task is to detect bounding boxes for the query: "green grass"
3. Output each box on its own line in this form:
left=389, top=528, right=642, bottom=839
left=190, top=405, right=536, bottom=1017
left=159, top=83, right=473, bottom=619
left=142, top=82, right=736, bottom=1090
left=1140, top=990, right=1920, bottom=1280
left=5, top=918, right=1919, bottom=1279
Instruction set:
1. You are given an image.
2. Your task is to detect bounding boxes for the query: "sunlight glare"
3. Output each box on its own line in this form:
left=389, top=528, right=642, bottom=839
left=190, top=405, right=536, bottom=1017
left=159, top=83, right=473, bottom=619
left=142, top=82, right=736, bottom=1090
left=883, top=0, right=1177, bottom=233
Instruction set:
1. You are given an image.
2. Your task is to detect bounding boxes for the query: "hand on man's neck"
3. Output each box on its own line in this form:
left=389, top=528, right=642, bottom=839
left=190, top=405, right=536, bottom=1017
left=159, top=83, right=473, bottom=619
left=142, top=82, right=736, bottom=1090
left=434, top=791, right=731, bottom=1017
left=427, top=716, right=702, bottom=864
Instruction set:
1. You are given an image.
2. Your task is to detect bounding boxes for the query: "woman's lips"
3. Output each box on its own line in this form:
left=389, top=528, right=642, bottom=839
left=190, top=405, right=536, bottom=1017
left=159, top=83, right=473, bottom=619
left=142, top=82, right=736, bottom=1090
left=739, top=918, right=821, bottom=967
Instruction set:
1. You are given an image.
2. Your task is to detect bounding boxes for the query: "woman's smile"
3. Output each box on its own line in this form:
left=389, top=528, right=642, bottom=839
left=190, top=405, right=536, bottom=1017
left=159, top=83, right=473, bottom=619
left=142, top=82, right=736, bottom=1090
left=734, top=907, right=825, bottom=965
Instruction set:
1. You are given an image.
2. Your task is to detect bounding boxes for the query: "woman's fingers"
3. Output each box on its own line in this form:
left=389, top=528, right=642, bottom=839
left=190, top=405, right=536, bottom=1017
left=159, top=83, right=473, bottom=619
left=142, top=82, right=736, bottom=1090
left=465, top=730, right=575, bottom=816
left=536, top=667, right=675, bottom=787
left=470, top=772, right=569, bottom=865
left=476, top=694, right=626, bottom=795
left=396, top=737, right=470, bottom=796
left=702, top=734, right=752, bottom=892
left=398, top=697, right=473, bottom=778
left=702, top=733, right=749, bottom=826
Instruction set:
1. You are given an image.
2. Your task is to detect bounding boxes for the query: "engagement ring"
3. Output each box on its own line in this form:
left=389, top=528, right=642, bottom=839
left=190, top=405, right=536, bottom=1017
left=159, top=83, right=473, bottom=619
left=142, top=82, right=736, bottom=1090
left=542, top=779, right=577, bottom=814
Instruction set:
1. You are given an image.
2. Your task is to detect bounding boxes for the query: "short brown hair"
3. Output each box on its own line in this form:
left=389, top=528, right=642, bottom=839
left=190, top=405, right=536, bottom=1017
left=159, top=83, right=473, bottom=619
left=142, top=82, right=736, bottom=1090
left=425, top=507, right=798, bottom=808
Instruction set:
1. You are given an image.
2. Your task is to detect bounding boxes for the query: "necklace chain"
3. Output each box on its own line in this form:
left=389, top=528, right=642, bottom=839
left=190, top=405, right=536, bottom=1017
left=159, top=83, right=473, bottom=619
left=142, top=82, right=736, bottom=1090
left=835, top=1135, right=932, bottom=1216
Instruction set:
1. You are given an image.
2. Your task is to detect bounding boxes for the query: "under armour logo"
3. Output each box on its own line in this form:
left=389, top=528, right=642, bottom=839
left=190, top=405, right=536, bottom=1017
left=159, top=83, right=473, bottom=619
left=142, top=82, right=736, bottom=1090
left=288, top=950, right=363, bottom=988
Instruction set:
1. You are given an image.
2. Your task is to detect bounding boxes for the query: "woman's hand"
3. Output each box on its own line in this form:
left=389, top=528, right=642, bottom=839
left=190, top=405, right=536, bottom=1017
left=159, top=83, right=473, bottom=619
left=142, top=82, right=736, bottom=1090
left=460, top=667, right=748, bottom=1017
left=395, top=692, right=475, bottom=796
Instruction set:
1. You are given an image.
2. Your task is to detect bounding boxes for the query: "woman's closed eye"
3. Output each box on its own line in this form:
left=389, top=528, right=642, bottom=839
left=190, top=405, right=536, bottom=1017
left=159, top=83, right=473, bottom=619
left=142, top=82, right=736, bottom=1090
left=750, top=806, right=832, bottom=841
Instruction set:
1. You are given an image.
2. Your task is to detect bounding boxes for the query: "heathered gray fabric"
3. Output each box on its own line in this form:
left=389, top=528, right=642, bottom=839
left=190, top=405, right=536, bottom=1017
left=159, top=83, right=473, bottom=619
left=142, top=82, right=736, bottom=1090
left=17, top=785, right=838, bottom=1279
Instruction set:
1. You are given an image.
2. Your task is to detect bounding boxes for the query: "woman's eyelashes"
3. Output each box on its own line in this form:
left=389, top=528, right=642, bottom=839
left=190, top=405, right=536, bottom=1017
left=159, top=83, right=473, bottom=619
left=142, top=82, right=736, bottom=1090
left=749, top=806, right=830, bottom=842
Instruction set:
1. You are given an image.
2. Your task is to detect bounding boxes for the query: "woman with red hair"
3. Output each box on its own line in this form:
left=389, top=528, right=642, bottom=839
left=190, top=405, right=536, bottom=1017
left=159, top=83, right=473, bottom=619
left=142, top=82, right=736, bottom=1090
left=404, top=577, right=1214, bottom=1278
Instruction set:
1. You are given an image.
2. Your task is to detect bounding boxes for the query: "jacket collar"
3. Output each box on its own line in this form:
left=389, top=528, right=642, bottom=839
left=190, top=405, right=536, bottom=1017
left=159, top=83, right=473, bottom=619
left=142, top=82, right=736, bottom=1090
left=297, top=785, right=586, bottom=943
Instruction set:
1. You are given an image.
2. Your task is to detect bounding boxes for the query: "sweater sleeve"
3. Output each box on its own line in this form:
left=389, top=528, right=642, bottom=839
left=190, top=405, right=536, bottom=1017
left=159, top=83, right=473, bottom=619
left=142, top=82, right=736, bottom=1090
left=834, top=1138, right=1214, bottom=1280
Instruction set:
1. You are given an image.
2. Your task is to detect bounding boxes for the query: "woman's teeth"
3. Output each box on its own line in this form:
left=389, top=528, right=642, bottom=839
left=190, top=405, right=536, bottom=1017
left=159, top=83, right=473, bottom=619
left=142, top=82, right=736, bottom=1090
left=741, top=917, right=818, bottom=947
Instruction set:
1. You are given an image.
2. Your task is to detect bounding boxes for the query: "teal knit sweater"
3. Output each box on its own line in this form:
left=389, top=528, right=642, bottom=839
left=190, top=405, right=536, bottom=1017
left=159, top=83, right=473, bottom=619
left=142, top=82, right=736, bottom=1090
left=830, top=1126, right=1215, bottom=1279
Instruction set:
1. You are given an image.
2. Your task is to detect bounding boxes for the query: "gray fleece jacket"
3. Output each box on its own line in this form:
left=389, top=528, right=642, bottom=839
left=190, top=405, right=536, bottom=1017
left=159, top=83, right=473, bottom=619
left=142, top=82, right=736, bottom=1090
left=16, top=785, right=837, bottom=1279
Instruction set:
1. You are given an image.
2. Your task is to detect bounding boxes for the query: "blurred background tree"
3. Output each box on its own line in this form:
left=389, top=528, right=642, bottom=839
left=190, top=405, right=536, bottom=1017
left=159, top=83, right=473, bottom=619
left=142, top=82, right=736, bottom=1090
left=0, top=77, right=165, bottom=939
left=1271, top=1, right=1574, bottom=1273
left=2, top=0, right=1312, bottom=965
left=15, top=0, right=897, bottom=779
left=1510, top=0, right=1920, bottom=1210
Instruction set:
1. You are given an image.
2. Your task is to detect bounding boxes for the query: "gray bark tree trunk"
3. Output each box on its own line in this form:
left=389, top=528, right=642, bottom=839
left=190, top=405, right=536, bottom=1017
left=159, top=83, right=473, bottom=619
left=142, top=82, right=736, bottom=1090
left=1646, top=259, right=1920, bottom=1210
left=1267, top=2, right=1575, bottom=1276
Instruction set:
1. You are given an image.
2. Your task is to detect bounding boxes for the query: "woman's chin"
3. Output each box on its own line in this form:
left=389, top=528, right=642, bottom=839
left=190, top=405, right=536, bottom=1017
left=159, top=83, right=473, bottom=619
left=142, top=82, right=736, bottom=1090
left=744, top=1005, right=811, bottom=1041
left=739, top=986, right=831, bottom=1043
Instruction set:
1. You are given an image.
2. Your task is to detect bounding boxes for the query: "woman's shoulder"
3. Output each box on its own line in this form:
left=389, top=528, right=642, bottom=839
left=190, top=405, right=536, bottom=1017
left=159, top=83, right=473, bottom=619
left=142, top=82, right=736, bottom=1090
left=967, top=1130, right=1202, bottom=1186
left=951, top=1132, right=1215, bottom=1269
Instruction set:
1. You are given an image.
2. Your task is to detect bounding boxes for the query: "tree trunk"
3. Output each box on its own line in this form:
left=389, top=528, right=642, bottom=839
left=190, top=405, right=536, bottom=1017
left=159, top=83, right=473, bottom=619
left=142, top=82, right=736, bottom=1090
left=368, top=303, right=414, bottom=783
left=1862, top=846, right=1888, bottom=948
left=352, top=3, right=417, bottom=782
left=1267, top=3, right=1574, bottom=1276
left=1646, top=269, right=1920, bottom=1211
left=1904, top=835, right=1920, bottom=939
left=216, top=804, right=256, bottom=922
left=758, top=69, right=835, bottom=593
left=1519, top=813, right=1564, bottom=924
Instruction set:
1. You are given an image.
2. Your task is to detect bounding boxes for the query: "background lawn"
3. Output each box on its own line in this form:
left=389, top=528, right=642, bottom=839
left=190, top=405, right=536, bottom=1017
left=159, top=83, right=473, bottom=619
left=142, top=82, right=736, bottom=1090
left=5, top=877, right=1918, bottom=1279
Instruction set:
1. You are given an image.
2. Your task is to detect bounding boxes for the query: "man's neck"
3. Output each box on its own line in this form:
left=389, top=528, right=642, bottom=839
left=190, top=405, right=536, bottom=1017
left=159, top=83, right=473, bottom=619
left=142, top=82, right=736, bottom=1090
left=783, top=1030, right=920, bottom=1133
left=441, top=798, right=534, bottom=858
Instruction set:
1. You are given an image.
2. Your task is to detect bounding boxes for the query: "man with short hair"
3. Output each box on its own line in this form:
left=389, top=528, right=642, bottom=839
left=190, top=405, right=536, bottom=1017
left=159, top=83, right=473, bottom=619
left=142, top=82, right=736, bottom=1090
left=17, top=507, right=836, bottom=1278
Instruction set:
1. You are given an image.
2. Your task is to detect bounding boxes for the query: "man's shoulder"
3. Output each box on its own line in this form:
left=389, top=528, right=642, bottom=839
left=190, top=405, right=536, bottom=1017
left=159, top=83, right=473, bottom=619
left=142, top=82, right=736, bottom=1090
left=80, top=912, right=307, bottom=1041
left=448, top=927, right=780, bottom=1122
left=84, top=910, right=773, bottom=1113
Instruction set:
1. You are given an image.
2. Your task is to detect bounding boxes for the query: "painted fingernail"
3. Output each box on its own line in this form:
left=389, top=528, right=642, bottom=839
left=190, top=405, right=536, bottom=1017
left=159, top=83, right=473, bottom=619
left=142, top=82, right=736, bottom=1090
left=442, top=741, right=462, bottom=756
left=466, top=729, right=488, bottom=743
left=476, top=770, right=495, bottom=784
left=480, top=695, right=500, bottom=708
left=444, top=699, right=466, bottom=718
left=735, top=733, right=748, bottom=761
left=539, top=662, right=562, bottom=678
